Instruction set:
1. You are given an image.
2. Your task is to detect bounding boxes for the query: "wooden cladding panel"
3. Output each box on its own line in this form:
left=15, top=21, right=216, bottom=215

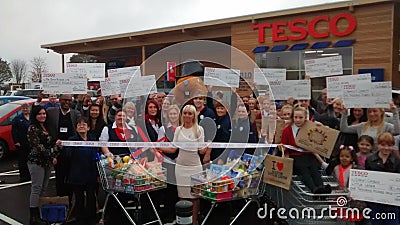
left=231, top=2, right=396, bottom=82
left=392, top=2, right=400, bottom=87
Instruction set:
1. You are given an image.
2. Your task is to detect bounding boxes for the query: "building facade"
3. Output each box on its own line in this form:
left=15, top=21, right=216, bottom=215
left=42, top=0, right=400, bottom=93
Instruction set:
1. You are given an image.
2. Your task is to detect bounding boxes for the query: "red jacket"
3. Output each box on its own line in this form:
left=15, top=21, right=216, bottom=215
left=281, top=125, right=312, bottom=156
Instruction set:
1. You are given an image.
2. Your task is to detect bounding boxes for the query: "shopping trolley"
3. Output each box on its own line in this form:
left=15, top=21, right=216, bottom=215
left=191, top=152, right=266, bottom=225
left=266, top=172, right=354, bottom=225
left=96, top=155, right=167, bottom=225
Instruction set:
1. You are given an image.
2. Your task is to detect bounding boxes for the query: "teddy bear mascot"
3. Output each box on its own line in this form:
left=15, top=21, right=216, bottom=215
left=173, top=60, right=208, bottom=107
left=172, top=60, right=216, bottom=161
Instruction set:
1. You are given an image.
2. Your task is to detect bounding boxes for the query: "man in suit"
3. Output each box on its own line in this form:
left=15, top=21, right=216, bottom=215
left=37, top=93, right=81, bottom=197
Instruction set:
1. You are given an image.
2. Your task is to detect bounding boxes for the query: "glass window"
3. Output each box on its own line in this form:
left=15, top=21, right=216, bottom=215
left=0, top=103, right=19, bottom=118
left=0, top=110, right=19, bottom=126
left=255, top=47, right=353, bottom=96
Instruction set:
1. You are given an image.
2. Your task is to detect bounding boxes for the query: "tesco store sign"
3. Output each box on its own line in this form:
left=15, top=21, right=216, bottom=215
left=253, top=13, right=357, bottom=43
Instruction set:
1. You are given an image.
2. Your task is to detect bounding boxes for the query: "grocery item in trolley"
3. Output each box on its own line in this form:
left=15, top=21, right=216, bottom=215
left=191, top=152, right=264, bottom=202
left=97, top=154, right=167, bottom=194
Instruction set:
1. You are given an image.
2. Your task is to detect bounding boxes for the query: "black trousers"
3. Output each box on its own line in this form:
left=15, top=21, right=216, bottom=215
left=292, top=154, right=323, bottom=192
left=72, top=184, right=97, bottom=223
left=54, top=154, right=72, bottom=198
left=17, top=145, right=30, bottom=180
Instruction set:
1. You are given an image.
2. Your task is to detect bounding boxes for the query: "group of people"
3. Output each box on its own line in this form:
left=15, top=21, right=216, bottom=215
left=275, top=89, right=400, bottom=225
left=11, top=83, right=400, bottom=225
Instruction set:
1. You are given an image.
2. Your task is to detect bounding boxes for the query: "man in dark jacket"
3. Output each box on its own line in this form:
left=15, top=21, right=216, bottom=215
left=11, top=103, right=31, bottom=182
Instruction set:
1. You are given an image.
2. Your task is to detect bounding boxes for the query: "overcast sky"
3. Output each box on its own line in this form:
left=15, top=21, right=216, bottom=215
left=0, top=0, right=348, bottom=74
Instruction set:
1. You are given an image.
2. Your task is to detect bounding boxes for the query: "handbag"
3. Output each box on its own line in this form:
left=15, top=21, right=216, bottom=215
left=263, top=146, right=294, bottom=190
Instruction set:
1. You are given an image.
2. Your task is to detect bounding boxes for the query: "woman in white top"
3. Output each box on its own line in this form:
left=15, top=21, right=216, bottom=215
left=156, top=104, right=180, bottom=222
left=158, top=104, right=206, bottom=225
left=157, top=105, right=180, bottom=159
left=123, top=101, right=137, bottom=127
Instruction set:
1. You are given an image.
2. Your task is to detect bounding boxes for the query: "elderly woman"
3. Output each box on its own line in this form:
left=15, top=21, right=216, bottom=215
left=317, top=98, right=344, bottom=130
left=123, top=101, right=137, bottom=127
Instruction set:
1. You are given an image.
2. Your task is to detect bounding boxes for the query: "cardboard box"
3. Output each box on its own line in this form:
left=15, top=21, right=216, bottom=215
left=295, top=120, right=339, bottom=158
left=39, top=196, right=69, bottom=208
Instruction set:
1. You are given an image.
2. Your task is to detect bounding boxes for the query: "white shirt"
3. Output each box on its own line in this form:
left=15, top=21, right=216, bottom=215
left=291, top=124, right=300, bottom=138
left=99, top=122, right=134, bottom=141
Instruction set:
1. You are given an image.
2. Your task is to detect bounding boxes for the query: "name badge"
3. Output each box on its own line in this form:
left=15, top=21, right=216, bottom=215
left=60, top=127, right=68, bottom=133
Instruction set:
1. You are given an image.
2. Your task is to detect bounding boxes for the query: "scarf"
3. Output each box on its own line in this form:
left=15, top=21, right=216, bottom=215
left=115, top=127, right=131, bottom=141
left=338, top=164, right=352, bottom=188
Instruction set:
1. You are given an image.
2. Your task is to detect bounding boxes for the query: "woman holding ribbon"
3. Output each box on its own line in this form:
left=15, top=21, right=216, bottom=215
left=159, top=104, right=206, bottom=225
left=98, top=108, right=141, bottom=224
left=99, top=109, right=139, bottom=156
left=27, top=106, right=61, bottom=224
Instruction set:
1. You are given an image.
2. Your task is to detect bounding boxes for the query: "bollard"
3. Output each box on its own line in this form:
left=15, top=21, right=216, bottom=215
left=176, top=200, right=193, bottom=225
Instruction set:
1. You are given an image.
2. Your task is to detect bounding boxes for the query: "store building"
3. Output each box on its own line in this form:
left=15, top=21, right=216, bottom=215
left=42, top=0, right=399, bottom=93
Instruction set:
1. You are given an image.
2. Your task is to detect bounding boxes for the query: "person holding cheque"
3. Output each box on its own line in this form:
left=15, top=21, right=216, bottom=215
left=340, top=103, right=400, bottom=151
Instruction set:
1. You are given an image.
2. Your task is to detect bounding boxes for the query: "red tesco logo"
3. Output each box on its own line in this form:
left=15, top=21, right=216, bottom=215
left=253, top=13, right=357, bottom=43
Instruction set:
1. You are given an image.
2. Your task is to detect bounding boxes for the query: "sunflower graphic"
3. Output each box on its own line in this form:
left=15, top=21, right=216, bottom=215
left=307, top=128, right=328, bottom=145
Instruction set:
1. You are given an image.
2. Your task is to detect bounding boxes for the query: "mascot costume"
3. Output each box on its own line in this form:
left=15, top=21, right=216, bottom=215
left=172, top=60, right=208, bottom=106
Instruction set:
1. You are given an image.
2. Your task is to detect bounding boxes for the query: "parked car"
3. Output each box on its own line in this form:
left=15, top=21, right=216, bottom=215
left=0, top=96, right=31, bottom=106
left=13, top=89, right=44, bottom=98
left=0, top=99, right=49, bottom=160
left=5, top=90, right=18, bottom=96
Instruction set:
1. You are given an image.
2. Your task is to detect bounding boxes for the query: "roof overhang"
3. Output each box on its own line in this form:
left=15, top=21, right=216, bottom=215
left=41, top=0, right=396, bottom=56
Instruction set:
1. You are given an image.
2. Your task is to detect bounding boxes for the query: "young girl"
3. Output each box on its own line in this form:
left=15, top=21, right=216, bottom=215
left=281, top=105, right=331, bottom=194
left=356, top=135, right=373, bottom=169
left=333, top=145, right=358, bottom=189
left=280, top=104, right=293, bottom=120
left=333, top=145, right=367, bottom=223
